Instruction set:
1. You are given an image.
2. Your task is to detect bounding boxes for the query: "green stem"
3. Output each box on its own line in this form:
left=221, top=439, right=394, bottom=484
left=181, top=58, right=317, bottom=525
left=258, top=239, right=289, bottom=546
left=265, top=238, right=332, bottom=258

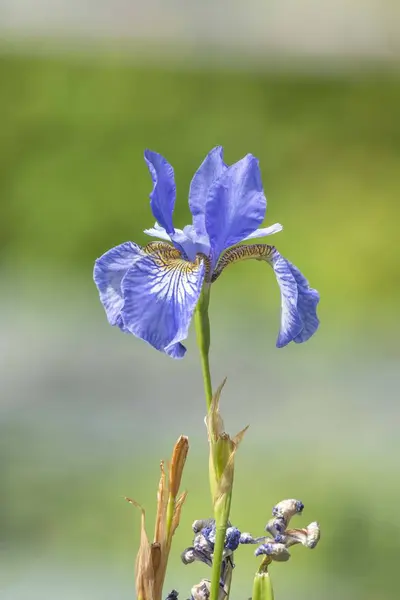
left=209, top=495, right=232, bottom=600
left=252, top=572, right=274, bottom=600
left=194, top=285, right=213, bottom=410
left=194, top=284, right=233, bottom=600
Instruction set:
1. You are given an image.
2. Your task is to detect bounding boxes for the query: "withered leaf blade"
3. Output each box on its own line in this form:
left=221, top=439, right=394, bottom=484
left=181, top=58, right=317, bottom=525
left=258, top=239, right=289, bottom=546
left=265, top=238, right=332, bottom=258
left=171, top=490, right=188, bottom=536
left=169, top=436, right=189, bottom=499
left=154, top=461, right=167, bottom=545
left=206, top=378, right=227, bottom=442
left=125, top=497, right=154, bottom=600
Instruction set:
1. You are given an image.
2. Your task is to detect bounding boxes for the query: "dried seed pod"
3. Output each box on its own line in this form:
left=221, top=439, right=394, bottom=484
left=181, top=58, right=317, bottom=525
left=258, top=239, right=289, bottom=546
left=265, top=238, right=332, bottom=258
left=239, top=532, right=258, bottom=544
left=191, top=580, right=226, bottom=600
left=272, top=499, right=304, bottom=521
left=201, top=525, right=215, bottom=544
left=193, top=532, right=214, bottom=565
left=265, top=516, right=287, bottom=536
left=181, top=547, right=196, bottom=565
left=275, top=528, right=308, bottom=547
left=305, top=521, right=321, bottom=549
left=225, top=526, right=241, bottom=552
left=192, top=519, right=215, bottom=534
left=181, top=545, right=213, bottom=567
left=255, top=542, right=291, bottom=562
left=275, top=522, right=321, bottom=550
left=191, top=581, right=210, bottom=600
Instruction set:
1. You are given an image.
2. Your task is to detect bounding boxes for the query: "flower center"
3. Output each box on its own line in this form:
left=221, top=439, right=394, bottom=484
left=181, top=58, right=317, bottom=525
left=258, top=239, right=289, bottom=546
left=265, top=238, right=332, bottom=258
left=144, top=241, right=211, bottom=281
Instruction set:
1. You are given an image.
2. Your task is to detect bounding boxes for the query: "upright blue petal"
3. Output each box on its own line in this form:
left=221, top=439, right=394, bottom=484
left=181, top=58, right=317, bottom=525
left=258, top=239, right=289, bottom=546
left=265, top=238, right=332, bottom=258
left=205, top=154, right=266, bottom=266
left=268, top=249, right=319, bottom=347
left=144, top=150, right=176, bottom=235
left=93, top=242, right=142, bottom=328
left=120, top=250, right=205, bottom=358
left=189, top=146, right=227, bottom=237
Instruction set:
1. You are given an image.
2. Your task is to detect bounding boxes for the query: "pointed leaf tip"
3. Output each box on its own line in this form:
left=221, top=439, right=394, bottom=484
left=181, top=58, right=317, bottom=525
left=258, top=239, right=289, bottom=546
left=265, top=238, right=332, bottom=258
left=169, top=435, right=189, bottom=498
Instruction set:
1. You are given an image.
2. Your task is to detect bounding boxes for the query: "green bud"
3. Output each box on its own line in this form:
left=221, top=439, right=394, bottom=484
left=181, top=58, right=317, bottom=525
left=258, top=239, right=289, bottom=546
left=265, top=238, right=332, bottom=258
left=252, top=572, right=274, bottom=600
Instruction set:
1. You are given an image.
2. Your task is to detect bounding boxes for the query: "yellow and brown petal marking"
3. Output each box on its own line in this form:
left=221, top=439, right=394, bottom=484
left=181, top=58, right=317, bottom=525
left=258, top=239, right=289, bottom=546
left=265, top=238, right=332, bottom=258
left=211, top=244, right=275, bottom=283
left=144, top=241, right=212, bottom=282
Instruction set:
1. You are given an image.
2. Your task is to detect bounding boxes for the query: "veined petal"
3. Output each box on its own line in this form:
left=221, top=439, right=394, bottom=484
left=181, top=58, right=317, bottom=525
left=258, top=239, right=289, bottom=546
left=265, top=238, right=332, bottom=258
left=205, top=154, right=266, bottom=266
left=182, top=225, right=211, bottom=259
left=243, top=223, right=283, bottom=241
left=210, top=243, right=319, bottom=347
left=269, top=250, right=303, bottom=348
left=189, top=146, right=227, bottom=236
left=286, top=262, right=320, bottom=343
left=144, top=150, right=176, bottom=235
left=93, top=242, right=142, bottom=327
left=121, top=246, right=205, bottom=358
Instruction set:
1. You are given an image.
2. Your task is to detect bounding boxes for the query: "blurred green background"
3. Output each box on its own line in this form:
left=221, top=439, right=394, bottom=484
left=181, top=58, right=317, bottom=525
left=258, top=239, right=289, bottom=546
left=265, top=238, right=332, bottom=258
left=1, top=11, right=400, bottom=600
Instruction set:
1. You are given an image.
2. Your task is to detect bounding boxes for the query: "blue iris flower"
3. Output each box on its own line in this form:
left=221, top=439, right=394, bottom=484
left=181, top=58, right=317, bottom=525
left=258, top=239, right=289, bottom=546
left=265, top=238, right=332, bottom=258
left=93, top=147, right=319, bottom=358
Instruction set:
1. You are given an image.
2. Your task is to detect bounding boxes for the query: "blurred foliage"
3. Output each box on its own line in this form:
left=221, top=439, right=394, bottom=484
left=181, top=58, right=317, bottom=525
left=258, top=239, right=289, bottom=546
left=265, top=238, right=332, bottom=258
left=2, top=53, right=400, bottom=599
left=1, top=54, right=399, bottom=336
left=4, top=426, right=399, bottom=599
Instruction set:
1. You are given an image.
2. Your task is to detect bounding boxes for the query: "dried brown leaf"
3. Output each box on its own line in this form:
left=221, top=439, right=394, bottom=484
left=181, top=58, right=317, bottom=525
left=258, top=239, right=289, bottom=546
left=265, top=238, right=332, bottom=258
left=206, top=378, right=227, bottom=442
left=125, top=497, right=154, bottom=600
left=150, top=542, right=162, bottom=574
left=169, top=436, right=189, bottom=499
left=154, top=461, right=167, bottom=545
left=171, top=490, right=188, bottom=536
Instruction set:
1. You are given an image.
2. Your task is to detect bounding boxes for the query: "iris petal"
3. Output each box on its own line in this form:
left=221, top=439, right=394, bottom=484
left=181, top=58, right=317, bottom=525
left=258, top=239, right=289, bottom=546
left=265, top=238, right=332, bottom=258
left=268, top=250, right=303, bottom=347
left=205, top=154, right=266, bottom=266
left=243, top=223, right=283, bottom=241
left=182, top=225, right=211, bottom=258
left=189, top=146, right=227, bottom=236
left=287, top=263, right=320, bottom=343
left=121, top=248, right=205, bottom=358
left=93, top=242, right=142, bottom=328
left=144, top=150, right=176, bottom=235
left=268, top=249, right=319, bottom=347
left=143, top=222, right=172, bottom=242
left=143, top=221, right=196, bottom=260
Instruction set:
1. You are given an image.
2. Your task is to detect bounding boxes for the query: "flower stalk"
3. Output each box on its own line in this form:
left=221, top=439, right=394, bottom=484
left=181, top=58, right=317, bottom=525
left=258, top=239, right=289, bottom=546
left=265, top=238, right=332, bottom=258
left=209, top=497, right=232, bottom=600
left=194, top=284, right=213, bottom=410
left=195, top=292, right=228, bottom=600
left=206, top=380, right=247, bottom=600
left=195, top=282, right=248, bottom=600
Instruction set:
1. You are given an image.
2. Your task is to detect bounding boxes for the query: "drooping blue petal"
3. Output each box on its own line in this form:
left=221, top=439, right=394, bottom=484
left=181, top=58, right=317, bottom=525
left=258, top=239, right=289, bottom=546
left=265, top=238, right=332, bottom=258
left=144, top=150, right=176, bottom=235
left=189, top=146, right=227, bottom=236
left=287, top=262, right=320, bottom=343
left=93, top=242, right=142, bottom=328
left=243, top=223, right=283, bottom=241
left=268, top=250, right=303, bottom=347
left=205, top=154, right=266, bottom=266
left=120, top=250, right=205, bottom=358
left=268, top=249, right=319, bottom=347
